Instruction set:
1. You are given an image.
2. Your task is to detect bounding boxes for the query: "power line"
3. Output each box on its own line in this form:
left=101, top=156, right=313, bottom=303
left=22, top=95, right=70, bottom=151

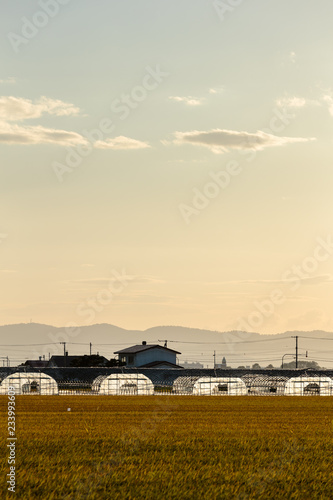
left=299, top=336, right=333, bottom=341
left=1, top=336, right=333, bottom=348
left=0, top=343, right=59, bottom=347
left=162, top=338, right=286, bottom=345
left=93, top=343, right=138, bottom=346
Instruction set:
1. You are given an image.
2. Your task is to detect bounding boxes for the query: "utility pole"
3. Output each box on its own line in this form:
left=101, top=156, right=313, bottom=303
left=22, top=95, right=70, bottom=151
left=292, top=336, right=298, bottom=368
left=60, top=342, right=66, bottom=367
left=213, top=350, right=216, bottom=369
left=90, top=342, right=92, bottom=356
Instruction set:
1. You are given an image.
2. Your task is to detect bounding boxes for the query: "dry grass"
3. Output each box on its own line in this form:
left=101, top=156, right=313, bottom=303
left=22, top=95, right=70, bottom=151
left=1, top=396, right=333, bottom=499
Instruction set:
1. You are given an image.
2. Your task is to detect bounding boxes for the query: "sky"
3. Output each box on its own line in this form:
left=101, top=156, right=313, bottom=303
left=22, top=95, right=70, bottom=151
left=1, top=0, right=333, bottom=334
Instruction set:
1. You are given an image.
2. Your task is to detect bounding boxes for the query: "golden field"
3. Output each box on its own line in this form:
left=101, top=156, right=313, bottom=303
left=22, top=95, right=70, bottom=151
left=1, top=396, right=333, bottom=499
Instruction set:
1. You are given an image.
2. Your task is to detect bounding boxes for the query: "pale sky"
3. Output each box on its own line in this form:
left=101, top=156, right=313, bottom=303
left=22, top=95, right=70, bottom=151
left=1, top=1, right=333, bottom=333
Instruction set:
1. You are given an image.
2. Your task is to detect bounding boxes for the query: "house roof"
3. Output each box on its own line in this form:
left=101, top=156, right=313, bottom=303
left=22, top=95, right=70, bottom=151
left=47, top=355, right=81, bottom=367
left=140, top=360, right=183, bottom=369
left=114, top=344, right=181, bottom=355
left=48, top=355, right=108, bottom=367
left=24, top=360, right=49, bottom=368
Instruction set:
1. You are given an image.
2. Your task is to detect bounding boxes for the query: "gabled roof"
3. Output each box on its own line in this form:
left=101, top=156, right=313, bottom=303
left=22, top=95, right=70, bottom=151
left=114, top=344, right=181, bottom=355
left=47, top=355, right=81, bottom=367
left=24, top=360, right=49, bottom=368
left=140, top=361, right=183, bottom=368
left=48, top=355, right=108, bottom=367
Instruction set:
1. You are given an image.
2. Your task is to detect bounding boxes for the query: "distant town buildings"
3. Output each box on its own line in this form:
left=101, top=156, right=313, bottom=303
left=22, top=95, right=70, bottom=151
left=215, top=356, right=228, bottom=369
left=181, top=361, right=204, bottom=369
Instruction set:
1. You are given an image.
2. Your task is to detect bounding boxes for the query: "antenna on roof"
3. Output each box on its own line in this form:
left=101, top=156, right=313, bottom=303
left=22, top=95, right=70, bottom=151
left=158, top=340, right=168, bottom=348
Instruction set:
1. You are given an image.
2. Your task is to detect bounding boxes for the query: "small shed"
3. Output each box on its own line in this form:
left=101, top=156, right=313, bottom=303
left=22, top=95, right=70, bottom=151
left=93, top=373, right=154, bottom=395
left=0, top=372, right=58, bottom=395
left=284, top=375, right=333, bottom=396
left=193, top=377, right=248, bottom=396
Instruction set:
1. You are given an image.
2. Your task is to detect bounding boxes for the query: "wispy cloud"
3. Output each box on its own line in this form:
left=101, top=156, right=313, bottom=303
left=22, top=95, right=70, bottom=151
left=70, top=275, right=164, bottom=286
left=169, top=96, right=205, bottom=106
left=209, top=87, right=224, bottom=94
left=276, top=90, right=333, bottom=117
left=322, top=94, right=333, bottom=116
left=0, top=96, right=80, bottom=121
left=209, top=275, right=333, bottom=286
left=0, top=121, right=150, bottom=149
left=0, top=95, right=83, bottom=146
left=276, top=96, right=307, bottom=108
left=94, top=136, right=150, bottom=150
left=0, top=122, right=87, bottom=146
left=0, top=77, right=16, bottom=85
left=289, top=51, right=296, bottom=63
left=276, top=95, right=320, bottom=109
left=172, top=129, right=315, bottom=154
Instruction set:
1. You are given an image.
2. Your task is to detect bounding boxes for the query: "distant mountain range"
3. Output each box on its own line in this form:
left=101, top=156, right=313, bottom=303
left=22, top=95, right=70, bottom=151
left=0, top=323, right=332, bottom=368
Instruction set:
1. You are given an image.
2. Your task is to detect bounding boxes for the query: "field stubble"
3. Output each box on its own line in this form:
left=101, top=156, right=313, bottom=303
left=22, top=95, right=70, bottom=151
left=1, top=396, right=333, bottom=499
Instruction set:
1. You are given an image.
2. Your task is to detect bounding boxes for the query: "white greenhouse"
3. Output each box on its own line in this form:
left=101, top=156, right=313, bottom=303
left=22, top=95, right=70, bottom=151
left=173, top=375, right=201, bottom=395
left=193, top=377, right=248, bottom=396
left=0, top=372, right=59, bottom=395
left=284, top=375, right=333, bottom=396
left=93, top=373, right=154, bottom=395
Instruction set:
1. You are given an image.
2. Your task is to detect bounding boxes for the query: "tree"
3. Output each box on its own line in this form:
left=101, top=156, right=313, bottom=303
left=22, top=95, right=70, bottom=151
left=252, top=363, right=261, bottom=370
left=70, top=355, right=107, bottom=367
left=280, top=360, right=322, bottom=369
left=105, top=358, right=126, bottom=367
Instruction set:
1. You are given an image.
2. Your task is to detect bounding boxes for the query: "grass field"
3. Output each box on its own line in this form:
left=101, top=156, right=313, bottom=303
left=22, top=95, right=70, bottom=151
left=1, top=396, right=333, bottom=499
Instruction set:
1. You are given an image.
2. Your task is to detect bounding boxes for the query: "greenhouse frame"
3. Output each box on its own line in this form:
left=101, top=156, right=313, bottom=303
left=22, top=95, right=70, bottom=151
left=193, top=377, right=248, bottom=396
left=284, top=375, right=333, bottom=396
left=241, top=374, right=289, bottom=395
left=93, top=373, right=154, bottom=395
left=0, top=372, right=59, bottom=395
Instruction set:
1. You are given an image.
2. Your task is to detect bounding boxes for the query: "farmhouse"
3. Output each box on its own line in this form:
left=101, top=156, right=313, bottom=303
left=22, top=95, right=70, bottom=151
left=114, top=341, right=181, bottom=368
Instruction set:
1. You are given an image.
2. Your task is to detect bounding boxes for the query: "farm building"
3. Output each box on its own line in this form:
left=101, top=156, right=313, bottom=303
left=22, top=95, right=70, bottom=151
left=92, top=373, right=154, bottom=395
left=114, top=341, right=181, bottom=368
left=0, top=372, right=58, bottom=395
left=193, top=377, right=248, bottom=395
left=284, top=375, right=333, bottom=396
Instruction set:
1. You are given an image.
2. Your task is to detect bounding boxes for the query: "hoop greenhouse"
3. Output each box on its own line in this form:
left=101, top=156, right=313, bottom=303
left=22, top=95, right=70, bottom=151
left=284, top=375, right=333, bottom=396
left=192, top=377, right=248, bottom=396
left=0, top=372, right=59, bottom=395
left=92, top=373, right=154, bottom=395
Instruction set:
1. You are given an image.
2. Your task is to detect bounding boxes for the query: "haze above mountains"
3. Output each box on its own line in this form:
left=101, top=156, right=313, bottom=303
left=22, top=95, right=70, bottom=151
left=0, top=323, right=332, bottom=368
